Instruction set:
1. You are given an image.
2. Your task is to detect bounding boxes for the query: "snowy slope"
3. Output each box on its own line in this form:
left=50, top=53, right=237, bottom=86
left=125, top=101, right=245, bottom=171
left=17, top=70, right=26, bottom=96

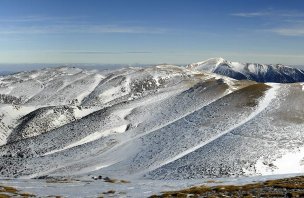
left=187, top=57, right=304, bottom=83
left=0, top=63, right=303, bottom=180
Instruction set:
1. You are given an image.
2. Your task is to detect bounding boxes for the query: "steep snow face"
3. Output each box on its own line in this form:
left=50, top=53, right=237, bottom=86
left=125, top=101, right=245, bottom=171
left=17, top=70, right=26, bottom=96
left=147, top=83, right=304, bottom=179
left=255, top=147, right=304, bottom=175
left=6, top=106, right=78, bottom=143
left=0, top=65, right=303, bottom=180
left=187, top=57, right=226, bottom=72
left=0, top=105, right=36, bottom=145
left=187, top=58, right=304, bottom=83
left=141, top=83, right=279, bottom=175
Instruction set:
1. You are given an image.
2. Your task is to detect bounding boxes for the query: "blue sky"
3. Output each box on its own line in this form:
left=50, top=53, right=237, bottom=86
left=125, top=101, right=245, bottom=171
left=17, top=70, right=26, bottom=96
left=0, top=0, right=304, bottom=65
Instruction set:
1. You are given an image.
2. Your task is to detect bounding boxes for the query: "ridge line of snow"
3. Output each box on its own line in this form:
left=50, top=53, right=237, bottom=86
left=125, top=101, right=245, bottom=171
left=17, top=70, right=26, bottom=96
left=79, top=71, right=132, bottom=105
left=53, top=72, right=89, bottom=93
left=144, top=83, right=280, bottom=174
left=76, top=74, right=104, bottom=104
left=192, top=57, right=225, bottom=66
left=37, top=79, right=232, bottom=177
left=43, top=124, right=128, bottom=156
left=24, top=71, right=89, bottom=104
left=91, top=91, right=228, bottom=157
left=27, top=87, right=192, bottom=177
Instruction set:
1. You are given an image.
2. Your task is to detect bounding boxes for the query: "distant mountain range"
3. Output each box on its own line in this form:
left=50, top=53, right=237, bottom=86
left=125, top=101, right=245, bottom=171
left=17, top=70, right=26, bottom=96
left=0, top=71, right=14, bottom=76
left=0, top=59, right=303, bottom=179
left=187, top=57, right=304, bottom=83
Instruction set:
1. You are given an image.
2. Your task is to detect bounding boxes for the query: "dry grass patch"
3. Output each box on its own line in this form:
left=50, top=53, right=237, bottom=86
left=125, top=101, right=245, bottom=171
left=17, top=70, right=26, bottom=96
left=236, top=83, right=270, bottom=108
left=0, top=184, right=36, bottom=197
left=205, top=180, right=224, bottom=184
left=19, top=192, right=36, bottom=197
left=0, top=194, right=11, bottom=198
left=2, top=186, right=18, bottom=194
left=152, top=175, right=304, bottom=198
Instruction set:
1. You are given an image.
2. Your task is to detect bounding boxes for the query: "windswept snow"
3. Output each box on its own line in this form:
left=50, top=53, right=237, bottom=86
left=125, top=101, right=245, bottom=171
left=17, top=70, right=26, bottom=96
left=67, top=124, right=128, bottom=148
left=0, top=105, right=36, bottom=145
left=144, top=84, right=279, bottom=173
left=256, top=147, right=304, bottom=175
left=44, top=125, right=128, bottom=156
left=187, top=57, right=226, bottom=72
left=0, top=63, right=303, bottom=181
left=73, top=107, right=98, bottom=119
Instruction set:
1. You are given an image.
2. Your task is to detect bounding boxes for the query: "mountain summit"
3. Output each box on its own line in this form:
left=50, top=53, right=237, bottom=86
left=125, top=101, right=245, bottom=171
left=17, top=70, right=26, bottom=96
left=187, top=58, right=304, bottom=83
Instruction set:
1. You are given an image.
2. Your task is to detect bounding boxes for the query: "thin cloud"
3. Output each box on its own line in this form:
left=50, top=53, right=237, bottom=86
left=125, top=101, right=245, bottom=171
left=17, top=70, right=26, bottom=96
left=231, top=10, right=304, bottom=18
left=269, top=27, right=304, bottom=36
left=0, top=15, right=88, bottom=23
left=231, top=12, right=271, bottom=17
left=0, top=15, right=168, bottom=34
left=0, top=24, right=168, bottom=34
left=66, top=51, right=153, bottom=54
left=232, top=9, right=304, bottom=37
left=85, top=25, right=168, bottom=34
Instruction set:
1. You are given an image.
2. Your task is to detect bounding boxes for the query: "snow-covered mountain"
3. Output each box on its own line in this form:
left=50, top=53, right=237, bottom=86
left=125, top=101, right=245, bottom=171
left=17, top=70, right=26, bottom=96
left=187, top=57, right=304, bottom=83
left=0, top=62, right=303, bottom=180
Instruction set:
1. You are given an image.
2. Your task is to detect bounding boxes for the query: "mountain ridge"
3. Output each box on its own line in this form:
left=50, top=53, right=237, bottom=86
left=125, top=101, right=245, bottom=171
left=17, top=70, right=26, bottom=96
left=0, top=62, right=303, bottom=179
left=187, top=57, right=304, bottom=83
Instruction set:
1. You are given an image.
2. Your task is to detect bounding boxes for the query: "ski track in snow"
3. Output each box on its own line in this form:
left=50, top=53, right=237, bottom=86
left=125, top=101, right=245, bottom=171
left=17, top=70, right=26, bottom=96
left=143, top=83, right=280, bottom=174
